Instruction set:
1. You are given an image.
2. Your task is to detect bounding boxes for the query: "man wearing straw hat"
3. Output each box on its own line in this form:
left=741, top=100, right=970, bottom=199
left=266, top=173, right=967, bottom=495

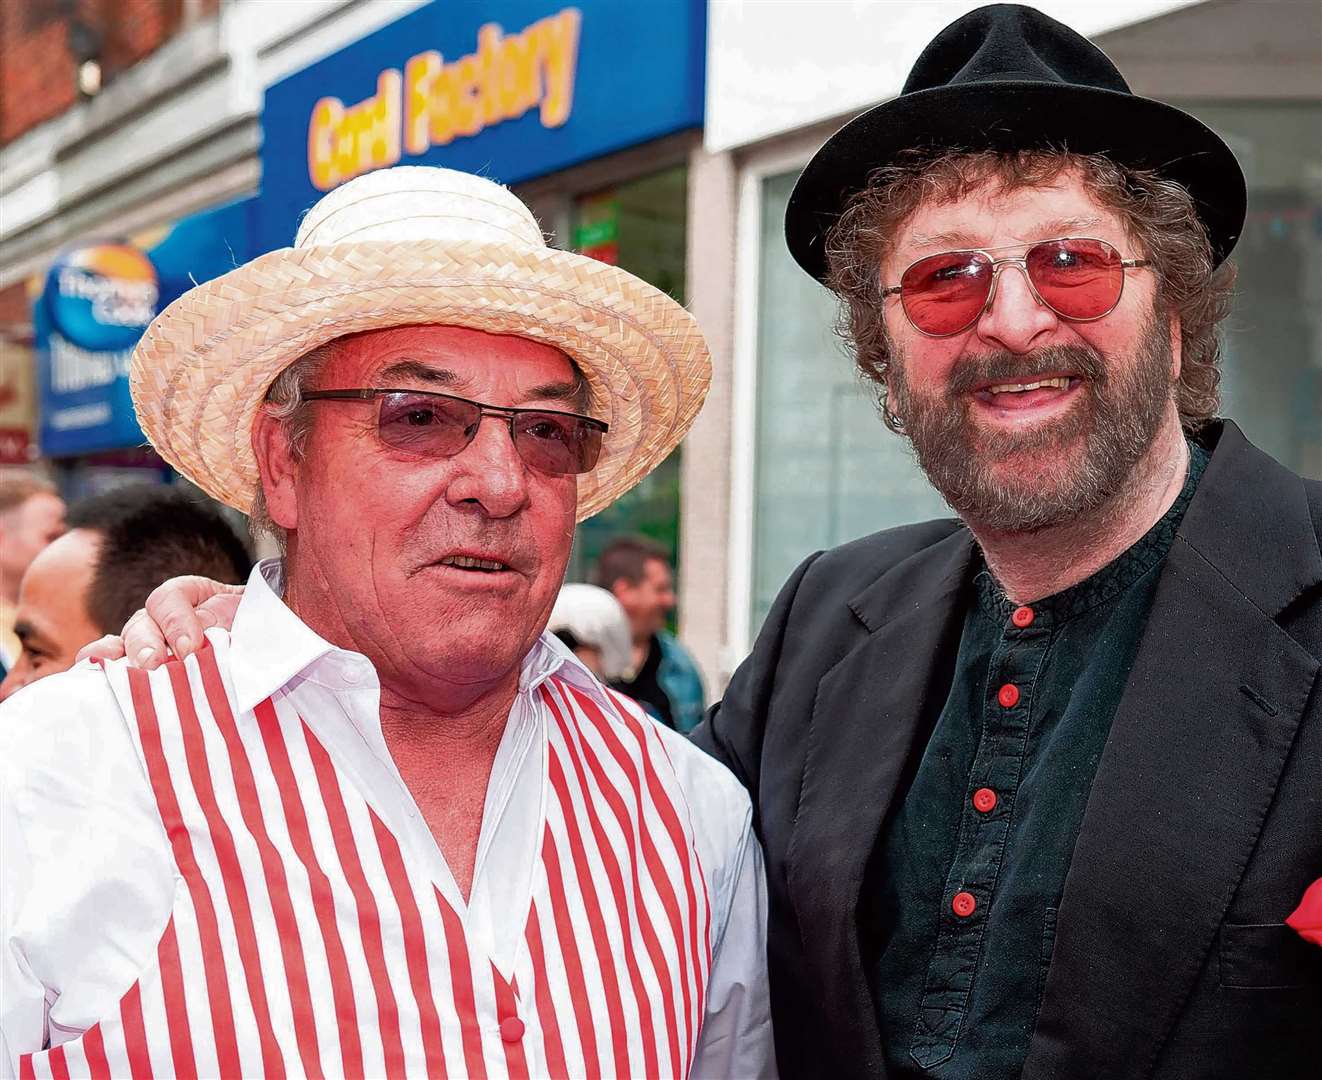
left=0, top=166, right=774, bottom=1078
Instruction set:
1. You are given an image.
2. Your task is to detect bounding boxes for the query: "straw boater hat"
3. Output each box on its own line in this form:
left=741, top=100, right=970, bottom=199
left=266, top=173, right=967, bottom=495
left=130, top=166, right=711, bottom=522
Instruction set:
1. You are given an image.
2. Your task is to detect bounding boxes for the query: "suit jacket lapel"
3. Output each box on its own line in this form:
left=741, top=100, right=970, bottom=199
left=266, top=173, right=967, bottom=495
left=1026, top=423, right=1322, bottom=1080
left=787, top=527, right=975, bottom=1079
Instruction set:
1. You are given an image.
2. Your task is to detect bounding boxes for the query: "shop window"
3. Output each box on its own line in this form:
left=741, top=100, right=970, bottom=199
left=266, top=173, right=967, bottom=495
left=749, top=172, right=948, bottom=632
left=567, top=166, right=688, bottom=584
left=1178, top=103, right=1322, bottom=478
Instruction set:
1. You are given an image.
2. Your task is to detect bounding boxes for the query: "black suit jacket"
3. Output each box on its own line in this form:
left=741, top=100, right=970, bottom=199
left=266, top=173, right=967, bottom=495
left=693, top=421, right=1322, bottom=1079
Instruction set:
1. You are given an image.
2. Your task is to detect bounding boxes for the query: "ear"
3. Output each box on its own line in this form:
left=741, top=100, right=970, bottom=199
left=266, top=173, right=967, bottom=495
left=252, top=408, right=300, bottom=531
left=608, top=578, right=630, bottom=602
left=1167, top=314, right=1183, bottom=382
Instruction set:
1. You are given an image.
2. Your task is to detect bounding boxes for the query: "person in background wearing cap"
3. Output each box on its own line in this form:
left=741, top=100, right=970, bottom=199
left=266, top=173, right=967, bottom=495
left=0, top=166, right=774, bottom=1078
left=65, top=6, right=1322, bottom=1079
left=546, top=582, right=634, bottom=684
left=696, top=5, right=1322, bottom=1078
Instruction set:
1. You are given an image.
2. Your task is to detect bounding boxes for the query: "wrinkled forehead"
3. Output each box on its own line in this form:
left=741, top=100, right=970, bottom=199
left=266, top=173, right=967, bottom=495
left=325, top=324, right=578, bottom=386
left=904, top=172, right=1124, bottom=249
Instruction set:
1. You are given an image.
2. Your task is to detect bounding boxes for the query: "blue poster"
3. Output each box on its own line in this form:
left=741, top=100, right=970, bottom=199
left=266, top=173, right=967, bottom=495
left=35, top=197, right=255, bottom=456
left=257, top=0, right=706, bottom=251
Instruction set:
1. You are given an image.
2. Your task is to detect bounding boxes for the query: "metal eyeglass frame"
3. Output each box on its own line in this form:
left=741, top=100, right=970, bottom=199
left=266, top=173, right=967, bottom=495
left=880, top=237, right=1153, bottom=338
left=302, top=387, right=609, bottom=469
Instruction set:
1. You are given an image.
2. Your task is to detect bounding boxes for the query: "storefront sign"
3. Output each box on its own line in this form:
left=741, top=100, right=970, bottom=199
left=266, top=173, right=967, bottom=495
left=259, top=0, right=705, bottom=251
left=35, top=198, right=254, bottom=457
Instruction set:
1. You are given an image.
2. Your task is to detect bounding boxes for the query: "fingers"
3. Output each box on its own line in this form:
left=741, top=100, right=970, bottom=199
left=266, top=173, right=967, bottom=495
left=196, top=591, right=243, bottom=632
left=76, top=634, right=128, bottom=664
left=123, top=607, right=169, bottom=670
left=144, top=576, right=243, bottom=661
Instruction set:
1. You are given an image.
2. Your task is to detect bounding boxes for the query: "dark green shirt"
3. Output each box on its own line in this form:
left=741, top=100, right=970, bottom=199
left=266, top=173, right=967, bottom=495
left=871, top=444, right=1209, bottom=1079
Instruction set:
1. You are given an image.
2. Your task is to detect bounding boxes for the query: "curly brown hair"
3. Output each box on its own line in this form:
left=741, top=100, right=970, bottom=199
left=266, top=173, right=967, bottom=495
left=824, top=148, right=1237, bottom=433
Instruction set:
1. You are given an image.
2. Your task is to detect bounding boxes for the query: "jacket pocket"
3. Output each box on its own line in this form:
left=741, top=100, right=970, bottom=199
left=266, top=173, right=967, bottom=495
left=1218, top=922, right=1321, bottom=989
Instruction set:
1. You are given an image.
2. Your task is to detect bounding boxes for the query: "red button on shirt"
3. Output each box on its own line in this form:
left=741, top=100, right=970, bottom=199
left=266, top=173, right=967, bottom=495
left=1012, top=605, right=1035, bottom=628
left=500, top=1017, right=525, bottom=1043
left=997, top=683, right=1020, bottom=708
left=952, top=891, right=977, bottom=918
left=972, top=787, right=997, bottom=813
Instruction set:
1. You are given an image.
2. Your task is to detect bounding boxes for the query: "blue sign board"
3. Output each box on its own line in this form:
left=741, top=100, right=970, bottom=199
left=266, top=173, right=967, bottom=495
left=257, top=0, right=706, bottom=251
left=36, top=197, right=255, bottom=456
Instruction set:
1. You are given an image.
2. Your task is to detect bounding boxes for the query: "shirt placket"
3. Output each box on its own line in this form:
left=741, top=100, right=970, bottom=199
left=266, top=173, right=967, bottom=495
left=910, top=604, right=1049, bottom=1069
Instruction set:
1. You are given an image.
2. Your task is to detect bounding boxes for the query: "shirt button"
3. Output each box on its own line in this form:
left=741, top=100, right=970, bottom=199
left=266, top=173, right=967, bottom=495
left=972, top=787, right=997, bottom=813
left=1011, top=605, right=1035, bottom=628
left=952, top=891, right=977, bottom=918
left=499, top=1016, right=525, bottom=1043
left=997, top=683, right=1020, bottom=708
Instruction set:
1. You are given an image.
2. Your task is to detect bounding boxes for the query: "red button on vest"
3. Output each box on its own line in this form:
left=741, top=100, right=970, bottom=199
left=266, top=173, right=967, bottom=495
left=1012, top=605, right=1035, bottom=628
left=952, top=891, right=977, bottom=918
left=997, top=683, right=1020, bottom=708
left=500, top=1016, right=525, bottom=1043
left=973, top=787, right=997, bottom=813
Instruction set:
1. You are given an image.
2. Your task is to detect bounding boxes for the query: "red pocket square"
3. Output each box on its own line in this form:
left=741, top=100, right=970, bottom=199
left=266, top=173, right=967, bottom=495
left=1286, top=878, right=1322, bottom=947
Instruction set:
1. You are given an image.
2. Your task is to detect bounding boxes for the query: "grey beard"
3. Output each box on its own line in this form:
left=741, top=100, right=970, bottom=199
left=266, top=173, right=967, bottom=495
left=889, top=320, right=1175, bottom=532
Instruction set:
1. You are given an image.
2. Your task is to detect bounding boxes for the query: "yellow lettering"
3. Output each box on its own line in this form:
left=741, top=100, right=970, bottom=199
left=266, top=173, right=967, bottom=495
left=538, top=8, right=580, bottom=128
left=429, top=63, right=461, bottom=146
left=476, top=24, right=505, bottom=127
left=452, top=55, right=483, bottom=138
left=368, top=70, right=402, bottom=169
left=307, top=97, right=344, bottom=190
left=404, top=51, right=441, bottom=156
left=498, top=25, right=542, bottom=120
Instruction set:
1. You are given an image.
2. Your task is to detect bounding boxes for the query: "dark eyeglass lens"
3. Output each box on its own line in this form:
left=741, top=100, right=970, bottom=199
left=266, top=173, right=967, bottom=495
left=1026, top=239, right=1123, bottom=319
left=901, top=251, right=993, bottom=335
left=377, top=393, right=477, bottom=454
left=514, top=412, right=603, bottom=475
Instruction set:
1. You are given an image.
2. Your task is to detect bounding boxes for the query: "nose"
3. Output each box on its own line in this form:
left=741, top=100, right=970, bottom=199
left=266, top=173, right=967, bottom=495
left=443, top=415, right=531, bottom=518
left=974, top=262, right=1060, bottom=354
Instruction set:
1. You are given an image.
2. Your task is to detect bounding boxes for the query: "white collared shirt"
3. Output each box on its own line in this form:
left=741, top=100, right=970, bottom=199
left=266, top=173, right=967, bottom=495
left=1, top=561, right=774, bottom=1078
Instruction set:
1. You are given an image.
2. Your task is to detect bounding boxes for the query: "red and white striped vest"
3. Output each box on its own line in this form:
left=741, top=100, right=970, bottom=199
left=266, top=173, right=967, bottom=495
left=18, top=643, right=712, bottom=1079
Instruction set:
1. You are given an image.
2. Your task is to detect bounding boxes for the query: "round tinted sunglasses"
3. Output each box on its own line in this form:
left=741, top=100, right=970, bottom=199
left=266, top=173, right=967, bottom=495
left=882, top=237, right=1152, bottom=338
left=302, top=388, right=608, bottom=476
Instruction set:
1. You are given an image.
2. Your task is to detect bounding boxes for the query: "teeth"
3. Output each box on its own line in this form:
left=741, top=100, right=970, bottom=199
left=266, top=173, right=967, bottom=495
left=988, top=377, right=1071, bottom=394
left=440, top=555, right=506, bottom=571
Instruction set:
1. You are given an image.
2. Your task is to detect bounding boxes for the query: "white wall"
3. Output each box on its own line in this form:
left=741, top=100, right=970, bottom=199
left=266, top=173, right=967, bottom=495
left=705, top=0, right=1204, bottom=154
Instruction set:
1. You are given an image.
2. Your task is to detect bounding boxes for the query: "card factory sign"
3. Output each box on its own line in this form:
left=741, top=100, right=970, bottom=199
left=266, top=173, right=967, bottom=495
left=258, top=0, right=706, bottom=251
left=308, top=9, right=582, bottom=192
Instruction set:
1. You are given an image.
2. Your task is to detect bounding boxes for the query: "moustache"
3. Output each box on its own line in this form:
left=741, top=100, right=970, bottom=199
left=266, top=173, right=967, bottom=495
left=945, top=344, right=1109, bottom=398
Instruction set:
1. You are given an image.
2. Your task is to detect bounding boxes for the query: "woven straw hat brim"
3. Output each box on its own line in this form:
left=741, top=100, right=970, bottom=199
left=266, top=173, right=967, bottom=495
left=130, top=239, right=711, bottom=523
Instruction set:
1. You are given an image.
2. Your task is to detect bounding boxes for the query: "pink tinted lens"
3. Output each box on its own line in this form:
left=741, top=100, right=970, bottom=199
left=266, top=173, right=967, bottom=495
left=377, top=392, right=477, bottom=455
left=900, top=251, right=994, bottom=335
left=512, top=412, right=604, bottom=475
left=1026, top=238, right=1124, bottom=320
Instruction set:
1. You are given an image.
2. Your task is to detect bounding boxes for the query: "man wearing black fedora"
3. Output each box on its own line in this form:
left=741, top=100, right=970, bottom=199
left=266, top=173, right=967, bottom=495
left=694, top=4, right=1322, bottom=1079
left=72, top=4, right=1321, bottom=1078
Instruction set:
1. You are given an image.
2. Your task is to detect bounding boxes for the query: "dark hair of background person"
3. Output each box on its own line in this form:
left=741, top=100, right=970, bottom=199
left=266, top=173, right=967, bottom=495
left=65, top=485, right=253, bottom=634
left=589, top=535, right=670, bottom=590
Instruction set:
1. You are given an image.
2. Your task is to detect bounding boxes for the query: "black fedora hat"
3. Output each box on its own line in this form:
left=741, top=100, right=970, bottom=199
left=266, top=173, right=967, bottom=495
left=785, top=3, right=1247, bottom=283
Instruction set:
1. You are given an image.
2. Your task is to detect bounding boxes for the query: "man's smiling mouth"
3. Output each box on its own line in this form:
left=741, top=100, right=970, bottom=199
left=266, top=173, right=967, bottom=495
left=437, top=554, right=510, bottom=572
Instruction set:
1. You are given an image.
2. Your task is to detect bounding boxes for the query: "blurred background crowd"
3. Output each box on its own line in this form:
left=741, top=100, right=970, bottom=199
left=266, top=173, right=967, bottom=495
left=0, top=0, right=1318, bottom=704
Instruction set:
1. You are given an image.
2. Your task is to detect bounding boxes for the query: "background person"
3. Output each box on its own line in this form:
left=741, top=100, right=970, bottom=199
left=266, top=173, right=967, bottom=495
left=591, top=535, right=705, bottom=732
left=0, top=472, right=65, bottom=677
left=546, top=582, right=633, bottom=681
left=0, top=484, right=251, bottom=701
